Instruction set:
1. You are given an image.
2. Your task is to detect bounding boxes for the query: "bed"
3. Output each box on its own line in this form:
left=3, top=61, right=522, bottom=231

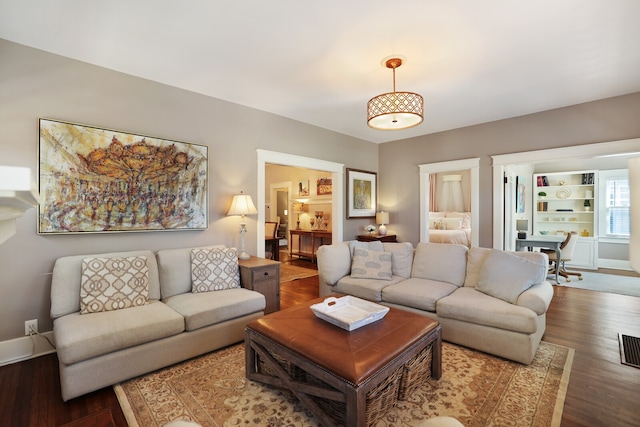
left=428, top=212, right=472, bottom=247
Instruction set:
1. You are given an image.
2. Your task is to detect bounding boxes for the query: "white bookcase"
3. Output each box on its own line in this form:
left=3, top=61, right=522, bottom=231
left=533, top=170, right=598, bottom=269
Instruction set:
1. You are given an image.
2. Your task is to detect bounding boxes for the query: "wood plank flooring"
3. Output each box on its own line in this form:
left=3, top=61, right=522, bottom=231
left=1, top=258, right=639, bottom=426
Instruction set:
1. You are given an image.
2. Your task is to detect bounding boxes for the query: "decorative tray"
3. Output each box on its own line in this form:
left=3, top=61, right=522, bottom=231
left=310, top=296, right=390, bottom=331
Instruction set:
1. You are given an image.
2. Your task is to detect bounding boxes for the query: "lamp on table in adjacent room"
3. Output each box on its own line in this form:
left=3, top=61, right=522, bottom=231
left=227, top=191, right=258, bottom=260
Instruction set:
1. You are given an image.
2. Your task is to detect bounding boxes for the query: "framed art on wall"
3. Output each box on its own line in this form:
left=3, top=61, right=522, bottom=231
left=346, top=168, right=377, bottom=218
left=38, top=118, right=208, bottom=234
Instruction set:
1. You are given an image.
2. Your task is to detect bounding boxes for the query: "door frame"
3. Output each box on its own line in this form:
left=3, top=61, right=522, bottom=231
left=257, top=149, right=344, bottom=258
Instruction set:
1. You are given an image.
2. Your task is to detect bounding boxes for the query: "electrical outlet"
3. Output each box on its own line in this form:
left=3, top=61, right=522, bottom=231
left=25, top=319, right=38, bottom=335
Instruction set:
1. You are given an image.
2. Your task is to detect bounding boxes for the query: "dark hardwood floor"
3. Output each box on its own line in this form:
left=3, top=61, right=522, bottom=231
left=1, top=255, right=639, bottom=426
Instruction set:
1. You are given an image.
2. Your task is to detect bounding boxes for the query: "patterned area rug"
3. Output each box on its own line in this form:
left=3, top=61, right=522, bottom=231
left=114, top=341, right=573, bottom=427
left=279, top=263, right=318, bottom=283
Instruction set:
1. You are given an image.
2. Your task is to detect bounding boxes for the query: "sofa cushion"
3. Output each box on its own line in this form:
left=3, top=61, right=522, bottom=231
left=465, top=247, right=549, bottom=287
left=79, top=256, right=149, bottom=314
left=54, top=301, right=184, bottom=365
left=156, top=245, right=226, bottom=299
left=350, top=248, right=393, bottom=280
left=348, top=240, right=383, bottom=257
left=334, top=275, right=405, bottom=302
left=382, top=278, right=458, bottom=312
left=382, top=242, right=414, bottom=278
left=191, top=247, right=240, bottom=293
left=411, top=243, right=468, bottom=287
left=51, top=250, right=160, bottom=319
left=476, top=249, right=546, bottom=304
left=317, top=243, right=352, bottom=286
left=437, top=287, right=538, bottom=334
left=163, top=288, right=265, bottom=331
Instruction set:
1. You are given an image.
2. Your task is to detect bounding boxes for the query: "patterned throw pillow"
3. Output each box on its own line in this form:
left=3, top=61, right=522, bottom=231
left=191, top=247, right=240, bottom=293
left=350, top=248, right=393, bottom=281
left=80, top=256, right=149, bottom=314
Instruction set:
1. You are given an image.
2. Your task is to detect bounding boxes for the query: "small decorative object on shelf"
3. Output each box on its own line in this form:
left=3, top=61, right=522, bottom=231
left=584, top=199, right=591, bottom=212
left=538, top=191, right=546, bottom=198
left=364, top=224, right=376, bottom=234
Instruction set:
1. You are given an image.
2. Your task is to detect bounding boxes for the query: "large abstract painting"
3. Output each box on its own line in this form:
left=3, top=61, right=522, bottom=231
left=38, top=119, right=208, bottom=234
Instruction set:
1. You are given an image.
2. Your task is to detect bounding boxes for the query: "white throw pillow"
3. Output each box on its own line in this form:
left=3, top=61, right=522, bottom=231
left=442, top=217, right=463, bottom=230
left=80, top=256, right=149, bottom=314
left=191, top=247, right=240, bottom=293
left=476, top=249, right=544, bottom=304
left=350, top=248, right=393, bottom=280
left=446, top=211, right=471, bottom=229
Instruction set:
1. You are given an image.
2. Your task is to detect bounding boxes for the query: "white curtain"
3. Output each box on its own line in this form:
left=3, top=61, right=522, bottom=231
left=439, top=175, right=464, bottom=212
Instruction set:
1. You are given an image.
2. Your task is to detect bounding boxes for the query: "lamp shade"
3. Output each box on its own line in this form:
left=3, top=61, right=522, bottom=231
left=376, top=211, right=389, bottom=225
left=367, top=57, right=424, bottom=131
left=227, top=192, right=258, bottom=216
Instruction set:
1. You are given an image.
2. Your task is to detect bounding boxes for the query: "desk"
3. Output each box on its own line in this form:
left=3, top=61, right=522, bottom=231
left=289, top=230, right=332, bottom=262
left=515, top=235, right=564, bottom=283
left=265, top=237, right=280, bottom=261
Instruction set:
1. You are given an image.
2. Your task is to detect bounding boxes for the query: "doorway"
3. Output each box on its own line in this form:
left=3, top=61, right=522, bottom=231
left=257, top=150, right=344, bottom=258
left=419, top=158, right=480, bottom=246
left=492, top=137, right=640, bottom=270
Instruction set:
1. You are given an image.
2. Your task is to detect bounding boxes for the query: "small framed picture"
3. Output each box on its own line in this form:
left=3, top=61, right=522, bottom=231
left=346, top=168, right=377, bottom=218
left=298, top=180, right=309, bottom=196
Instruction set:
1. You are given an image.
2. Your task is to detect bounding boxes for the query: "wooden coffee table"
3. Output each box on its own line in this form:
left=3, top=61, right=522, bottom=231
left=245, top=295, right=442, bottom=427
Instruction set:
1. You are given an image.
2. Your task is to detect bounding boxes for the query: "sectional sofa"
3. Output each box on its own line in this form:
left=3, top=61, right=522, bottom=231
left=316, top=241, right=554, bottom=364
left=50, top=245, right=266, bottom=401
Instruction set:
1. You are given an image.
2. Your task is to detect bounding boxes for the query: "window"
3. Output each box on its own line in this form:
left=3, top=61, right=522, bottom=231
left=599, top=169, right=630, bottom=240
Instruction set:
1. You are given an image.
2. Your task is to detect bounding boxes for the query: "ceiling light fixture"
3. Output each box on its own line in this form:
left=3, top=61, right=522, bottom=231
left=367, top=57, right=424, bottom=130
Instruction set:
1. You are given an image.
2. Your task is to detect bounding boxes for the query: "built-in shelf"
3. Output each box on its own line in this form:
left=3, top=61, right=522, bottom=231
left=0, top=166, right=39, bottom=244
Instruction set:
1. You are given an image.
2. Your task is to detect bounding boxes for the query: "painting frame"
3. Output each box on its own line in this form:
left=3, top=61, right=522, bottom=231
left=346, top=168, right=377, bottom=218
left=37, top=118, right=208, bottom=234
left=516, top=175, right=526, bottom=213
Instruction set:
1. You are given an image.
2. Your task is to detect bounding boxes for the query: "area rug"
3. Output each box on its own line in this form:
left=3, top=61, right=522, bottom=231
left=279, top=263, right=318, bottom=283
left=114, top=341, right=573, bottom=427
left=550, top=271, right=640, bottom=297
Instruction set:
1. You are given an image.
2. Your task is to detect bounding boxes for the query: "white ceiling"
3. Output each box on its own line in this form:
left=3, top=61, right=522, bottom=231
left=1, top=0, right=640, bottom=144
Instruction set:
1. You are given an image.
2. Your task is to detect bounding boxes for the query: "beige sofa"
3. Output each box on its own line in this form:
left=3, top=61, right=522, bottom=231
left=316, top=241, right=554, bottom=364
left=50, top=245, right=266, bottom=401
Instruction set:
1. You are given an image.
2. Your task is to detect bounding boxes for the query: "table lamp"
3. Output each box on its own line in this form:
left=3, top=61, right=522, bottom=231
left=376, top=211, right=390, bottom=236
left=516, top=219, right=528, bottom=239
left=227, top=191, right=258, bottom=260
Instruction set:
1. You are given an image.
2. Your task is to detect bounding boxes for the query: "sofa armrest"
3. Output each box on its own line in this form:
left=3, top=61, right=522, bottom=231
left=516, top=281, right=554, bottom=315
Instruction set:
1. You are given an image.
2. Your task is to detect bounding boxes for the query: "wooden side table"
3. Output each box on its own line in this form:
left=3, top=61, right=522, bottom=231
left=356, top=234, right=398, bottom=242
left=238, top=257, right=280, bottom=314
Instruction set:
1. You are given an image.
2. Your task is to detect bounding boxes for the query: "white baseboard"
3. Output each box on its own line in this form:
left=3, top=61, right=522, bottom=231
left=0, top=332, right=56, bottom=367
left=598, top=258, right=633, bottom=271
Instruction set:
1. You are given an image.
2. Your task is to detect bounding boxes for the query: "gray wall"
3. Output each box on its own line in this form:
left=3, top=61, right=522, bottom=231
left=379, top=92, right=640, bottom=248
left=0, top=39, right=377, bottom=341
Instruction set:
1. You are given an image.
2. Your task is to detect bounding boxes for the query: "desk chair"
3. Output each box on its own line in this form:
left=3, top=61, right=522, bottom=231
left=541, top=232, right=583, bottom=282
left=265, top=221, right=278, bottom=260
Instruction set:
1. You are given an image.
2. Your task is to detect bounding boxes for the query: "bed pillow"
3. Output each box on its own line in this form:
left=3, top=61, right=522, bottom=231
left=476, top=249, right=545, bottom=304
left=191, top=247, right=240, bottom=293
left=442, top=217, right=463, bottom=230
left=446, top=212, right=471, bottom=229
left=80, top=256, right=149, bottom=314
left=429, top=219, right=445, bottom=230
left=350, top=248, right=393, bottom=280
